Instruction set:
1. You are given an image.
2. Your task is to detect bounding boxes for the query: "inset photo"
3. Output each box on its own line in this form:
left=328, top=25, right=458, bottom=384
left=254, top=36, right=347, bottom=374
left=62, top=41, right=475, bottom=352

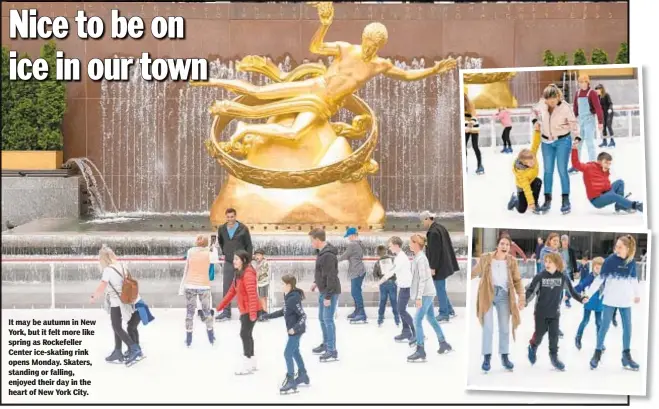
left=466, top=227, right=651, bottom=396
left=461, top=65, right=646, bottom=230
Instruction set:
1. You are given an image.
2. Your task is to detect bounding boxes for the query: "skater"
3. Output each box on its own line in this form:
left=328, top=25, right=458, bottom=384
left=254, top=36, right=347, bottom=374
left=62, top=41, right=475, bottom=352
left=464, top=93, right=484, bottom=175
left=585, top=235, right=641, bottom=371
left=569, top=74, right=604, bottom=173
left=421, top=211, right=460, bottom=322
left=508, top=122, right=542, bottom=214
left=178, top=235, right=215, bottom=347
left=407, top=234, right=452, bottom=362
left=535, top=237, right=544, bottom=274
left=216, top=208, right=253, bottom=322
left=570, top=148, right=644, bottom=213
left=308, top=228, right=341, bottom=362
left=338, top=227, right=367, bottom=323
left=559, top=235, right=578, bottom=308
left=389, top=236, right=415, bottom=343
left=573, top=257, right=605, bottom=350
left=253, top=249, right=271, bottom=321
left=91, top=245, right=144, bottom=366
left=471, top=233, right=526, bottom=373
left=263, top=274, right=309, bottom=394
left=494, top=106, right=513, bottom=153
left=525, top=253, right=587, bottom=371
left=595, top=84, right=615, bottom=148
left=372, top=244, right=399, bottom=327
left=533, top=84, right=579, bottom=215
left=529, top=232, right=561, bottom=343
left=215, top=250, right=260, bottom=375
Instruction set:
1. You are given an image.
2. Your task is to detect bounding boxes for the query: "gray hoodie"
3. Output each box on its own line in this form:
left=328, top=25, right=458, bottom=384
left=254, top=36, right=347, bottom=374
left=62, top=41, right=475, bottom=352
left=411, top=251, right=436, bottom=300
left=338, top=240, right=366, bottom=279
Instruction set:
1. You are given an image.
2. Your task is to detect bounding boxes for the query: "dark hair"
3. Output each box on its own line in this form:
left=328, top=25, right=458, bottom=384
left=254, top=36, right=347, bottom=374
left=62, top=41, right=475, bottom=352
left=376, top=244, right=387, bottom=257
left=254, top=248, right=265, bottom=256
left=308, top=228, right=326, bottom=242
left=498, top=233, right=512, bottom=245
left=281, top=274, right=305, bottom=300
left=389, top=236, right=403, bottom=247
left=233, top=249, right=252, bottom=278
left=225, top=208, right=237, bottom=215
left=597, top=152, right=613, bottom=162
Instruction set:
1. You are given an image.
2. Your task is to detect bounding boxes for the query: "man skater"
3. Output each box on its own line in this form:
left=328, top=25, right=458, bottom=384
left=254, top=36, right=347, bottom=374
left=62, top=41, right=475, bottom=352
left=339, top=227, right=367, bottom=323
left=216, top=208, right=253, bottom=322
left=309, top=228, right=341, bottom=362
left=421, top=211, right=460, bottom=323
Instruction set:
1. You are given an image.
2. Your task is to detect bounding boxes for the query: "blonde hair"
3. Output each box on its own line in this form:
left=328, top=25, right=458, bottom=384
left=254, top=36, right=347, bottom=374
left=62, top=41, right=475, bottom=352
left=544, top=252, right=565, bottom=272
left=98, top=245, right=118, bottom=269
left=617, top=235, right=637, bottom=264
left=592, top=256, right=605, bottom=269
left=410, top=234, right=427, bottom=248
left=546, top=232, right=560, bottom=248
left=517, top=148, right=534, bottom=162
left=362, top=22, right=388, bottom=46
left=542, top=83, right=563, bottom=101
left=578, top=74, right=590, bottom=84
left=195, top=234, right=209, bottom=247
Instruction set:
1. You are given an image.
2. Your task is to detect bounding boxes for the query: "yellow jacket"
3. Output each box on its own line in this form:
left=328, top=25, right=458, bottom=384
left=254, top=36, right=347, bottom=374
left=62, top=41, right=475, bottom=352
left=512, top=130, right=541, bottom=205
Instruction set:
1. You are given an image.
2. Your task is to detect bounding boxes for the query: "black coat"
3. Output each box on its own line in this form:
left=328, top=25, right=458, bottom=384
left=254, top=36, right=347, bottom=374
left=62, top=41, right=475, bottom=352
left=565, top=247, right=578, bottom=280
left=314, top=243, right=341, bottom=299
left=425, top=221, right=460, bottom=280
left=217, top=222, right=253, bottom=262
left=265, top=288, right=306, bottom=336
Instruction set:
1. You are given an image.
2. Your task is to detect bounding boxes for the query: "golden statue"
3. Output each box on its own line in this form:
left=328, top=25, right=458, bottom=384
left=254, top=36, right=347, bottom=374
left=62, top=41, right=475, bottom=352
left=192, top=2, right=457, bottom=229
left=463, top=71, right=518, bottom=109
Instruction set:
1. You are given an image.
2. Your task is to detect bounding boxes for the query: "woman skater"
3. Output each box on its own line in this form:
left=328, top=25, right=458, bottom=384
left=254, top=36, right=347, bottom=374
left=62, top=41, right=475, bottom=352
left=586, top=235, right=641, bottom=371
left=216, top=249, right=260, bottom=375
left=507, top=121, right=542, bottom=213
left=495, top=107, right=514, bottom=153
left=471, top=233, right=526, bottom=373
left=533, top=84, right=579, bottom=215
left=464, top=94, right=484, bottom=175
left=570, top=74, right=604, bottom=174
left=596, top=84, right=615, bottom=148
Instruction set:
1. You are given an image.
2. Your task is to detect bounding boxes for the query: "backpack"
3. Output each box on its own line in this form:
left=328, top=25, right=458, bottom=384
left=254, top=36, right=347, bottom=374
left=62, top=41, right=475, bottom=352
left=108, top=265, right=139, bottom=304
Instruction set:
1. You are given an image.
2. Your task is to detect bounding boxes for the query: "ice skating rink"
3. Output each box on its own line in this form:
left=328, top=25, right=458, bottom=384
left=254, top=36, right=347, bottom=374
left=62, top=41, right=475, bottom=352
left=3, top=307, right=626, bottom=404
left=467, top=279, right=649, bottom=396
left=465, top=137, right=646, bottom=229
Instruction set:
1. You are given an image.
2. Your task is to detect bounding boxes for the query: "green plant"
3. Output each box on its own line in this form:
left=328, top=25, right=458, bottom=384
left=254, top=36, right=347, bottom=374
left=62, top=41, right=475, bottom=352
left=590, top=48, right=609, bottom=65
left=556, top=53, right=569, bottom=66
left=615, top=42, right=629, bottom=64
left=2, top=52, right=38, bottom=150
left=1, top=46, right=11, bottom=149
left=36, top=40, right=65, bottom=150
left=543, top=50, right=556, bottom=66
left=573, top=48, right=588, bottom=65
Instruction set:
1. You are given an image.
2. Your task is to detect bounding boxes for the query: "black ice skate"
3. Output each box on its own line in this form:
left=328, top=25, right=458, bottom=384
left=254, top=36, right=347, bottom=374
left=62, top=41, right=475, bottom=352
left=312, top=343, right=326, bottom=355
left=185, top=331, right=192, bottom=347
left=349, top=309, right=368, bottom=324
left=294, top=371, right=310, bottom=386
left=534, top=194, right=552, bottom=214
left=549, top=353, right=565, bottom=371
left=394, top=332, right=414, bottom=343
left=476, top=165, right=485, bottom=175
left=437, top=340, right=452, bottom=354
left=560, top=194, right=571, bottom=215
left=622, top=349, right=640, bottom=371
left=124, top=345, right=144, bottom=367
left=501, top=354, right=514, bottom=371
left=527, top=344, right=538, bottom=365
left=407, top=345, right=427, bottom=363
left=105, top=349, right=124, bottom=364
left=507, top=193, right=518, bottom=211
left=319, top=350, right=338, bottom=363
left=279, top=374, right=299, bottom=395
left=481, top=354, right=491, bottom=373
left=215, top=309, right=231, bottom=322
left=575, top=335, right=582, bottom=350
left=590, top=349, right=603, bottom=370
left=207, top=329, right=215, bottom=345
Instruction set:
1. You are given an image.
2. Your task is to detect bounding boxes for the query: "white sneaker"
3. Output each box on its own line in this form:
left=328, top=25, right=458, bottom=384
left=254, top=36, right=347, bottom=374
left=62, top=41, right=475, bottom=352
left=235, top=357, right=253, bottom=375
left=250, top=356, right=258, bottom=371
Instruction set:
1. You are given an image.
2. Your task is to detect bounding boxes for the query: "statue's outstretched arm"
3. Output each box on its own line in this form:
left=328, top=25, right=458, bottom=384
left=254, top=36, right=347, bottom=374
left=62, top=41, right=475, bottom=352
left=383, top=57, right=457, bottom=81
left=308, top=2, right=340, bottom=57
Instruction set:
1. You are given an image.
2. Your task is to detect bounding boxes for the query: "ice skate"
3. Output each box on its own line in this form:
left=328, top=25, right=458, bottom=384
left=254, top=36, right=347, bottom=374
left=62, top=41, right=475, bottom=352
left=185, top=331, right=192, bottom=347
left=501, top=354, right=514, bottom=371
left=294, top=371, right=310, bottom=386
left=394, top=332, right=414, bottom=343
left=560, top=195, right=571, bottom=215
left=568, top=167, right=579, bottom=175
left=349, top=310, right=368, bottom=324
left=500, top=147, right=507, bottom=154
left=435, top=314, right=450, bottom=323
left=476, top=165, right=485, bottom=175
left=608, top=138, right=616, bottom=148
left=599, top=138, right=608, bottom=148
left=215, top=309, right=231, bottom=322
left=534, top=195, right=552, bottom=214
left=590, top=349, right=603, bottom=370
left=438, top=340, right=452, bottom=354
left=124, top=345, right=144, bottom=367
left=207, top=329, right=215, bottom=345
left=407, top=345, right=427, bottom=363
left=558, top=329, right=564, bottom=339
left=346, top=309, right=358, bottom=320
left=507, top=193, right=518, bottom=211
left=481, top=354, right=491, bottom=373
left=575, top=335, right=582, bottom=350
left=122, top=348, right=145, bottom=363
left=449, top=311, right=457, bottom=318
left=311, top=343, right=326, bottom=355
left=279, top=374, right=299, bottom=394
left=564, top=298, right=572, bottom=308
left=105, top=349, right=124, bottom=364
left=621, top=350, right=640, bottom=371
left=250, top=356, right=258, bottom=372
left=527, top=344, right=538, bottom=365
left=549, top=353, right=565, bottom=371
left=235, top=357, right=254, bottom=375
left=319, top=350, right=339, bottom=363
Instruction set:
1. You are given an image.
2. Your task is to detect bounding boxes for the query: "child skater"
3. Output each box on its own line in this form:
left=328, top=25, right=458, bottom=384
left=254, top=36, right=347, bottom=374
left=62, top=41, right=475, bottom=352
left=585, top=235, right=641, bottom=371
left=494, top=107, right=514, bottom=153
left=525, top=253, right=587, bottom=371
left=507, top=121, right=542, bottom=213
left=253, top=249, right=271, bottom=321
left=570, top=144, right=644, bottom=213
left=263, top=274, right=309, bottom=394
left=573, top=257, right=605, bottom=350
left=464, top=93, right=484, bottom=175
left=372, top=244, right=400, bottom=327
left=569, top=73, right=603, bottom=173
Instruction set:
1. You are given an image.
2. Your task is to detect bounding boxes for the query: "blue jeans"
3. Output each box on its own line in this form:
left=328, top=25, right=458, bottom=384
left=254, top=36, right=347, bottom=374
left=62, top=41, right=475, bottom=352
left=597, top=305, right=631, bottom=351
left=318, top=293, right=339, bottom=352
left=434, top=279, right=454, bottom=318
left=541, top=136, right=571, bottom=196
left=283, top=334, right=306, bottom=376
left=350, top=273, right=365, bottom=310
left=397, top=287, right=414, bottom=337
left=590, top=179, right=634, bottom=211
left=415, top=296, right=446, bottom=346
left=378, top=281, right=400, bottom=323
left=482, top=286, right=510, bottom=355
left=576, top=309, right=602, bottom=338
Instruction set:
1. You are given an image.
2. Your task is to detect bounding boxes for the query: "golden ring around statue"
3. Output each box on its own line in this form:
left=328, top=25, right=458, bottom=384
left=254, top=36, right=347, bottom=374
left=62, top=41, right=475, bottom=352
left=204, top=93, right=380, bottom=189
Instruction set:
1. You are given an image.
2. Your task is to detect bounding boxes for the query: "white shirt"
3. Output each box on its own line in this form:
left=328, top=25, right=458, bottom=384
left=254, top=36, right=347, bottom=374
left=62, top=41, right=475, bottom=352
left=392, top=251, right=412, bottom=288
left=102, top=263, right=125, bottom=307
left=491, top=259, right=509, bottom=289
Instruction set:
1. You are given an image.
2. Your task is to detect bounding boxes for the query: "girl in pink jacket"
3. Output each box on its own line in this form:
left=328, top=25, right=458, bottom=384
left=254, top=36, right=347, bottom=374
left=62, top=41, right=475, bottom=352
left=495, top=107, right=513, bottom=154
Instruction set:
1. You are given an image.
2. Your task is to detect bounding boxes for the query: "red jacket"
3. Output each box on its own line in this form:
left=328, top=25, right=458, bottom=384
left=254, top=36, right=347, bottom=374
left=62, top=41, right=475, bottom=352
left=216, top=265, right=259, bottom=321
left=571, top=148, right=611, bottom=200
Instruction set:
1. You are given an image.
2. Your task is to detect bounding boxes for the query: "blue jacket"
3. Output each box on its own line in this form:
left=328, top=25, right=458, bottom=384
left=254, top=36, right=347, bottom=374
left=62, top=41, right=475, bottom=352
left=574, top=272, right=603, bottom=312
left=265, top=289, right=306, bottom=336
left=135, top=299, right=155, bottom=325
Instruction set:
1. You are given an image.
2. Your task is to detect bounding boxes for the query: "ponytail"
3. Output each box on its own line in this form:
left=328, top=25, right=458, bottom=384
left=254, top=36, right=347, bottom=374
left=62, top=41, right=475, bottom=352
left=618, top=235, right=637, bottom=264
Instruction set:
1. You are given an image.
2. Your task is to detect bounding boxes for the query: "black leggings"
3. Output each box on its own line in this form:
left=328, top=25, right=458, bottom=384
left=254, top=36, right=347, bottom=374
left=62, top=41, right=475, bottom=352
left=111, top=307, right=140, bottom=350
left=465, top=133, right=482, bottom=167
left=239, top=314, right=256, bottom=357
left=501, top=126, right=512, bottom=148
left=603, top=112, right=614, bottom=137
left=517, top=178, right=542, bottom=213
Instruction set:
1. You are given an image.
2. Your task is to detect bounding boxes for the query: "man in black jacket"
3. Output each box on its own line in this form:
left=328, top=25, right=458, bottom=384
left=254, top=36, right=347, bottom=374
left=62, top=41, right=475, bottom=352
left=308, top=228, right=340, bottom=362
left=421, top=211, right=460, bottom=322
left=215, top=208, right=253, bottom=321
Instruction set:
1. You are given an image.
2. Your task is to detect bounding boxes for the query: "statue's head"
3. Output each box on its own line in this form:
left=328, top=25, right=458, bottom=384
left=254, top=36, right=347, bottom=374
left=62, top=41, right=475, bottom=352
left=361, top=22, right=388, bottom=59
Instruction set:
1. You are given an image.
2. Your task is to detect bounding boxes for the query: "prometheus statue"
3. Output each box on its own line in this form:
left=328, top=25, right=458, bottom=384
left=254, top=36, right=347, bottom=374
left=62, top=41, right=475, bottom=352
left=193, top=2, right=457, bottom=229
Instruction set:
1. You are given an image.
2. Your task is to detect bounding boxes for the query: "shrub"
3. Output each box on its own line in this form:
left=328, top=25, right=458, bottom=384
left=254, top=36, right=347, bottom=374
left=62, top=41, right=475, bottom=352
left=543, top=50, right=556, bottom=66
left=615, top=43, right=629, bottom=64
left=590, top=48, right=609, bottom=65
left=556, top=53, right=569, bottom=66
left=573, top=49, right=588, bottom=65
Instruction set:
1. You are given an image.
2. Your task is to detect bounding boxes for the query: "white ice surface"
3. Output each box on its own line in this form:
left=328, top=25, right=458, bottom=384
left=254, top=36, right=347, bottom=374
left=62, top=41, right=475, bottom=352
left=464, top=137, right=647, bottom=230
left=2, top=307, right=626, bottom=404
left=467, top=279, right=648, bottom=396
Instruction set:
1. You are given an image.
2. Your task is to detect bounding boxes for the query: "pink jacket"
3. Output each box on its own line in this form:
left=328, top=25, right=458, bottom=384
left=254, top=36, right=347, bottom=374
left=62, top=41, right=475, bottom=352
left=533, top=99, right=579, bottom=142
left=495, top=110, right=513, bottom=128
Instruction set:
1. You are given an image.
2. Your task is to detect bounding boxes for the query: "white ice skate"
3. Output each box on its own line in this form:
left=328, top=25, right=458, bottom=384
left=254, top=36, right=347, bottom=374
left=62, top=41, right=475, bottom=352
left=250, top=357, right=258, bottom=372
left=235, top=357, right=253, bottom=376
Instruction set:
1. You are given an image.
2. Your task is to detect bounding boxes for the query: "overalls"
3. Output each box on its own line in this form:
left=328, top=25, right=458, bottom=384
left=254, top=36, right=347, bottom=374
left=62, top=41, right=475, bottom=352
left=577, top=90, right=597, bottom=162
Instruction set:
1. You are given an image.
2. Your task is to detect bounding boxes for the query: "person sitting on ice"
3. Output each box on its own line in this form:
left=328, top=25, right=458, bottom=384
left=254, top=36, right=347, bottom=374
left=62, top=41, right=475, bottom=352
left=570, top=142, right=644, bottom=213
left=507, top=121, right=542, bottom=214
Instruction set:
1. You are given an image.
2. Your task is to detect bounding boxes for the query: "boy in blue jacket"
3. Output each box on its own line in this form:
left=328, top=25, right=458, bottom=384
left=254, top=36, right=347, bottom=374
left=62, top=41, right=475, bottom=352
left=263, top=274, right=309, bottom=394
left=574, top=257, right=605, bottom=350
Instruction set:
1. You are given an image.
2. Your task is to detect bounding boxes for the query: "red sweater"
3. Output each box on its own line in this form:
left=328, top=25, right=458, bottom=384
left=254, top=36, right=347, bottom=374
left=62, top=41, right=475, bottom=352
left=571, top=149, right=611, bottom=200
left=573, top=88, right=604, bottom=124
left=216, top=265, right=259, bottom=321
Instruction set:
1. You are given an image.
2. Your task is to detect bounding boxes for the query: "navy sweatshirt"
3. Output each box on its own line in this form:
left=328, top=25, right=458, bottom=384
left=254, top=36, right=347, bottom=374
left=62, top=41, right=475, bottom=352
left=265, top=288, right=306, bottom=336
left=525, top=270, right=584, bottom=318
